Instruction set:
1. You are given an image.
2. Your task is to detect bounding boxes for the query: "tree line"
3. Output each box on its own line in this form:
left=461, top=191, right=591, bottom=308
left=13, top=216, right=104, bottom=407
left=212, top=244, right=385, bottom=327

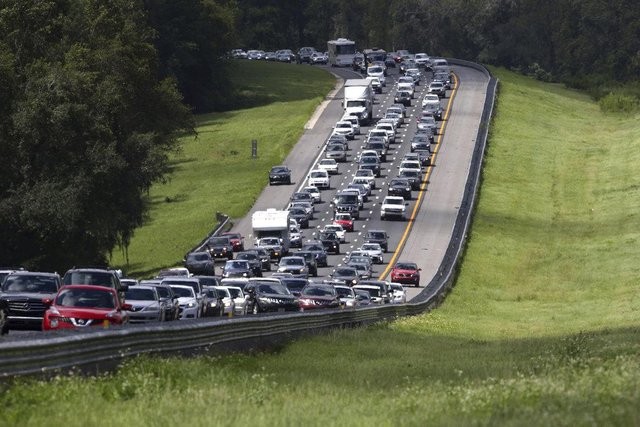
left=1, top=0, right=635, bottom=271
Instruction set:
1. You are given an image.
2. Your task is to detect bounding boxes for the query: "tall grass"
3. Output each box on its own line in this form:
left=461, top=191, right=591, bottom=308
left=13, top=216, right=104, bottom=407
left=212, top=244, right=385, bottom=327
left=3, top=67, right=640, bottom=426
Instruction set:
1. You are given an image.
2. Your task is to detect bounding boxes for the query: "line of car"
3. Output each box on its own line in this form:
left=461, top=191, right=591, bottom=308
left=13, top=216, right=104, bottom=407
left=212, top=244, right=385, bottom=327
left=0, top=52, right=453, bottom=335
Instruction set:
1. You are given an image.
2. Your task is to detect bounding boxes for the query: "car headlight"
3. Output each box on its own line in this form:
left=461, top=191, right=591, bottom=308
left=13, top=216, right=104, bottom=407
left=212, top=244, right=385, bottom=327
left=187, top=302, right=196, bottom=308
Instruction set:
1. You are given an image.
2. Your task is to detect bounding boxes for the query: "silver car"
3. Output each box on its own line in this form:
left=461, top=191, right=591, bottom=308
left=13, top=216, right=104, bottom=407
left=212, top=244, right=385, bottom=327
left=124, top=285, right=165, bottom=323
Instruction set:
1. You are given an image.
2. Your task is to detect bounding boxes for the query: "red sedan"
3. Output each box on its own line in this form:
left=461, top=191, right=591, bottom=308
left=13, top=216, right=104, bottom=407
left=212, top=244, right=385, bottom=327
left=221, top=232, right=245, bottom=252
left=390, top=262, right=421, bottom=287
left=42, top=285, right=131, bottom=330
left=333, top=213, right=354, bottom=232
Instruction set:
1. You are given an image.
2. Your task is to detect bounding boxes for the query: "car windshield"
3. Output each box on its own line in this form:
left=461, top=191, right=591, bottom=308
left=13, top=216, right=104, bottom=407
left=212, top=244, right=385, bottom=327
left=188, top=253, right=210, bottom=262
left=304, top=244, right=324, bottom=252
left=2, top=275, right=58, bottom=293
left=271, top=166, right=288, bottom=173
left=335, top=268, right=356, bottom=276
left=310, top=171, right=326, bottom=178
left=396, top=263, right=418, bottom=270
left=369, top=232, right=386, bottom=239
left=336, top=123, right=351, bottom=129
left=226, top=261, right=248, bottom=269
left=335, top=194, right=358, bottom=204
left=361, top=244, right=378, bottom=251
left=368, top=66, right=383, bottom=74
left=282, top=258, right=304, bottom=266
left=226, top=288, right=242, bottom=298
left=56, top=288, right=115, bottom=308
left=208, top=237, right=230, bottom=245
left=359, top=287, right=381, bottom=297
left=154, top=286, right=171, bottom=298
left=63, top=271, right=115, bottom=287
left=237, top=253, right=257, bottom=261
left=125, top=288, right=156, bottom=301
left=401, top=170, right=420, bottom=178
left=215, top=288, right=230, bottom=297
left=302, top=286, right=334, bottom=297
left=261, top=238, right=280, bottom=245
left=170, top=286, right=195, bottom=297
left=335, top=287, right=353, bottom=298
left=257, top=283, right=291, bottom=295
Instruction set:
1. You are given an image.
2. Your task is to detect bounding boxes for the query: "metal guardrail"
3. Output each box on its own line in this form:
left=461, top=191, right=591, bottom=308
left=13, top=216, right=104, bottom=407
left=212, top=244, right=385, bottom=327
left=0, top=61, right=497, bottom=378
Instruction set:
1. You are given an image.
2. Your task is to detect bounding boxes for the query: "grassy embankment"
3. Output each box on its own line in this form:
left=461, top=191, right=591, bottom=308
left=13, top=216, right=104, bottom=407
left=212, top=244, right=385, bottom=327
left=3, top=68, right=640, bottom=426
left=109, top=60, right=335, bottom=278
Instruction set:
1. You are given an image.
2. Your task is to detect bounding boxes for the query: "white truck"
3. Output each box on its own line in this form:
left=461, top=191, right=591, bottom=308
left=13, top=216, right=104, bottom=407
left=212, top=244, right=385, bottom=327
left=251, top=209, right=291, bottom=255
left=343, top=79, right=373, bottom=125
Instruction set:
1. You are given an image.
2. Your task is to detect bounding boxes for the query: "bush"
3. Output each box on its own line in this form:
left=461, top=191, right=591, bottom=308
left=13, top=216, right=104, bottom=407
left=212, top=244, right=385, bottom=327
left=598, top=91, right=640, bottom=113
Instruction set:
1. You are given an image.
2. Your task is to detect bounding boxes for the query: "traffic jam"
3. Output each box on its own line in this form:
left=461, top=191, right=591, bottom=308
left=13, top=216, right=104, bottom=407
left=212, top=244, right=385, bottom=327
left=0, top=47, right=455, bottom=334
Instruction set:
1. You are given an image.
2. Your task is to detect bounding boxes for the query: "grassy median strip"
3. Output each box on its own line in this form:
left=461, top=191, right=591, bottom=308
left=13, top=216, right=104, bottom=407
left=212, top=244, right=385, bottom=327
left=4, top=68, right=640, bottom=425
left=108, top=61, right=335, bottom=277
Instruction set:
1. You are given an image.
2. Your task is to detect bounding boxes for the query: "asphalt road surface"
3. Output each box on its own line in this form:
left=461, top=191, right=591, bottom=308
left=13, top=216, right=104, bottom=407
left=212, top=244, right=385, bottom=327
left=230, top=63, right=490, bottom=301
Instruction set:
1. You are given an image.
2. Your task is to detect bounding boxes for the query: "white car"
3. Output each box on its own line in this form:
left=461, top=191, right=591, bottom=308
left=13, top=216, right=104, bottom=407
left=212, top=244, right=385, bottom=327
left=333, top=120, right=356, bottom=140
left=334, top=285, right=359, bottom=308
left=380, top=196, right=408, bottom=220
left=317, top=158, right=339, bottom=175
left=354, top=168, right=376, bottom=189
left=213, top=286, right=236, bottom=315
left=367, top=65, right=386, bottom=86
left=390, top=282, right=407, bottom=304
left=358, top=150, right=380, bottom=163
left=307, top=169, right=330, bottom=188
left=358, top=243, right=384, bottom=264
left=302, top=186, right=321, bottom=203
left=367, top=129, right=390, bottom=147
left=220, top=285, right=248, bottom=315
left=167, top=284, right=200, bottom=319
left=414, top=52, right=431, bottom=68
left=399, top=159, right=422, bottom=172
left=422, top=93, right=441, bottom=109
left=341, top=114, right=361, bottom=134
left=397, top=76, right=415, bottom=97
left=375, top=122, right=396, bottom=143
left=323, top=224, right=346, bottom=243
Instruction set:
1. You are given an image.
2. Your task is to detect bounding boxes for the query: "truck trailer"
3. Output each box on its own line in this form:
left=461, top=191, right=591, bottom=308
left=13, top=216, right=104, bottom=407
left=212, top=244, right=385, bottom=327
left=343, top=79, right=373, bottom=125
left=251, top=209, right=291, bottom=255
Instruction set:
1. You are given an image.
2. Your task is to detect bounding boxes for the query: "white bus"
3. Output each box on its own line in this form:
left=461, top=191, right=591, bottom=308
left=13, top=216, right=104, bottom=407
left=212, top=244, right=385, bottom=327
left=327, top=38, right=356, bottom=67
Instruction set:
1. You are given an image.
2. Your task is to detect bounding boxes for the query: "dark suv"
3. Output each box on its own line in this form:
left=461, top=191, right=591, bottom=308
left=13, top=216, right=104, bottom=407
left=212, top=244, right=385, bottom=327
left=62, top=268, right=128, bottom=299
left=205, top=236, right=234, bottom=260
left=364, top=230, right=389, bottom=252
left=184, top=251, right=215, bottom=275
left=0, top=271, right=62, bottom=331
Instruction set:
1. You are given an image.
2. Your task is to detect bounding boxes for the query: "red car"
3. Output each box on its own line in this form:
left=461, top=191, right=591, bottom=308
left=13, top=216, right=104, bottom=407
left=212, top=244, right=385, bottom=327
left=42, top=285, right=131, bottom=330
left=221, top=232, right=245, bottom=252
left=333, top=213, right=354, bottom=232
left=390, top=262, right=421, bottom=287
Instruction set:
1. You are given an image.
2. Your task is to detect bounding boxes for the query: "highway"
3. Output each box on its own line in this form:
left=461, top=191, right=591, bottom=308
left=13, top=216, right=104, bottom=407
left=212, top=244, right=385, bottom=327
left=230, top=63, right=490, bottom=301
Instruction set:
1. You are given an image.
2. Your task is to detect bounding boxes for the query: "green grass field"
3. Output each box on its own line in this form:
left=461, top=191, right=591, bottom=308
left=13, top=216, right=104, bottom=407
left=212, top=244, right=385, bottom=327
left=109, top=61, right=335, bottom=278
left=3, top=67, right=640, bottom=426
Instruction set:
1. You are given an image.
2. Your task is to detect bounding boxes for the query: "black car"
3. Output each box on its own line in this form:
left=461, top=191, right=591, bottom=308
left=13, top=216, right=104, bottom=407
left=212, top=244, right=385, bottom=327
left=253, top=247, right=272, bottom=271
left=416, top=150, right=432, bottom=167
left=269, top=165, right=292, bottom=185
left=205, top=236, right=234, bottom=260
left=359, top=157, right=381, bottom=177
left=295, top=250, right=319, bottom=277
left=222, top=260, right=253, bottom=278
left=288, top=207, right=311, bottom=229
left=300, top=241, right=328, bottom=267
left=244, top=280, right=299, bottom=314
left=236, top=251, right=264, bottom=277
left=318, top=231, right=340, bottom=255
left=184, top=251, right=215, bottom=275
left=394, top=90, right=412, bottom=106
left=330, top=266, right=360, bottom=286
left=399, top=169, right=422, bottom=191
left=363, top=229, right=389, bottom=252
left=364, top=140, right=387, bottom=162
left=388, top=178, right=412, bottom=200
left=0, top=271, right=62, bottom=331
left=202, top=286, right=225, bottom=317
left=411, top=138, right=431, bottom=153
left=332, top=192, right=360, bottom=219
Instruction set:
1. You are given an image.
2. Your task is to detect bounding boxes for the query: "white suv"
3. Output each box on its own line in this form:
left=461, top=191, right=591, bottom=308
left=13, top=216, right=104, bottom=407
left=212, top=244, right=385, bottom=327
left=307, top=169, right=330, bottom=189
left=380, top=196, right=408, bottom=220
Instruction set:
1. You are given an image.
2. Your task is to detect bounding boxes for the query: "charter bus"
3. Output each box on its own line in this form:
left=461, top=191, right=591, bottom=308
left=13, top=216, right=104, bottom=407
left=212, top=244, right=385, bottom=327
left=327, top=38, right=356, bottom=67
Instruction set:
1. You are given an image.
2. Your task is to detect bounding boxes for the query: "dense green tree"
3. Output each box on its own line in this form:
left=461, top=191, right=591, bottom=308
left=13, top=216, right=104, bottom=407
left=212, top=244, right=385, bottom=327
left=0, top=0, right=193, bottom=271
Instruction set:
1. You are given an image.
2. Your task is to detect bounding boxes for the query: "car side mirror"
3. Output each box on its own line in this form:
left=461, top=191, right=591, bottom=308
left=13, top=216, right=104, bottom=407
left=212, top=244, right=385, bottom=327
left=42, top=298, right=53, bottom=307
left=122, top=303, right=133, bottom=311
